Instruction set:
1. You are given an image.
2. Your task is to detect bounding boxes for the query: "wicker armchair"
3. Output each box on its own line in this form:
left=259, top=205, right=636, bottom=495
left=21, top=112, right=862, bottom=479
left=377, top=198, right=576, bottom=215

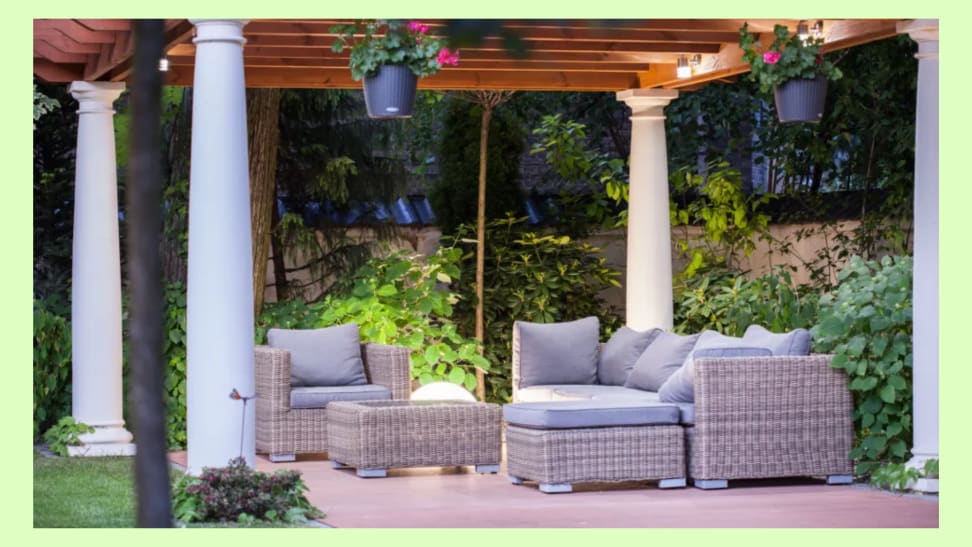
left=254, top=342, right=411, bottom=462
left=687, top=354, right=854, bottom=487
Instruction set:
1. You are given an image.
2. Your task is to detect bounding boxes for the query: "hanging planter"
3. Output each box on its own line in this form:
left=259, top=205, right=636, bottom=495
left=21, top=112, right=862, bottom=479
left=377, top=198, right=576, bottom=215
left=362, top=64, right=418, bottom=119
left=331, top=20, right=460, bottom=120
left=774, top=75, right=828, bottom=123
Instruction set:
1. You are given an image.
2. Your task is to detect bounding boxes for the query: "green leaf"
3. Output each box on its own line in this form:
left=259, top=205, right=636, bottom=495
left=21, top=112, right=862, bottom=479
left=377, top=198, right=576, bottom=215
left=447, top=367, right=466, bottom=385
left=376, top=284, right=397, bottom=297
left=879, top=384, right=896, bottom=404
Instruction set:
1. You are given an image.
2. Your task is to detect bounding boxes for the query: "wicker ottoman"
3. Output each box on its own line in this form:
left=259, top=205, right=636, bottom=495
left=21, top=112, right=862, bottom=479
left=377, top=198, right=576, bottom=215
left=504, top=401, right=687, bottom=493
left=327, top=400, right=502, bottom=477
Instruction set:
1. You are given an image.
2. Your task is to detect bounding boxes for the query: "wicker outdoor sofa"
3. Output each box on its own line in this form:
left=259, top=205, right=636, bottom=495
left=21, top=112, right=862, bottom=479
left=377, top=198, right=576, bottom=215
left=254, top=342, right=412, bottom=462
left=507, top=319, right=855, bottom=491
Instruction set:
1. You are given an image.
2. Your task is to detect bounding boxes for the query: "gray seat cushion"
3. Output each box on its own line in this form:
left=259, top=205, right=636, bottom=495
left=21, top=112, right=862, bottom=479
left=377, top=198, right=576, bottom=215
left=503, top=400, right=680, bottom=429
left=515, top=317, right=599, bottom=388
left=657, top=330, right=772, bottom=403
left=743, top=324, right=812, bottom=355
left=290, top=384, right=391, bottom=409
left=517, top=385, right=695, bottom=424
left=268, top=324, right=367, bottom=387
left=623, top=331, right=700, bottom=392
left=597, top=326, right=662, bottom=385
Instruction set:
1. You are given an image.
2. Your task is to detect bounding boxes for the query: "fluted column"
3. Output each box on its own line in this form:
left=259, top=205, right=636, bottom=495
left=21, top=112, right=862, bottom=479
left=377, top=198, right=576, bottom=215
left=69, top=81, right=135, bottom=457
left=186, top=19, right=254, bottom=473
left=617, top=89, right=679, bottom=331
left=898, top=19, right=939, bottom=490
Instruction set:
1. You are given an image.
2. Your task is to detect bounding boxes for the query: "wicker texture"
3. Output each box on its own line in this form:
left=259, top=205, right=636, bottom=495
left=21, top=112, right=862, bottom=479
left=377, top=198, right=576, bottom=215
left=254, top=343, right=411, bottom=458
left=689, top=354, right=854, bottom=480
left=327, top=401, right=502, bottom=469
left=506, top=424, right=685, bottom=485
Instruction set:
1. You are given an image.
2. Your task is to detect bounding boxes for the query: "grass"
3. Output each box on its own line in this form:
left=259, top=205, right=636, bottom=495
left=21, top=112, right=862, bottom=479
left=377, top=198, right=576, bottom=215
left=33, top=450, right=137, bottom=527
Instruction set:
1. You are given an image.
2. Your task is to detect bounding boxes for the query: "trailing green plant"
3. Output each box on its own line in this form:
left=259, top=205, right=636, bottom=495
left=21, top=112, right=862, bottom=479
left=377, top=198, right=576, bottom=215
left=868, top=460, right=938, bottom=493
left=34, top=300, right=72, bottom=438
left=673, top=268, right=818, bottom=336
left=162, top=283, right=188, bottom=449
left=739, top=23, right=843, bottom=93
left=812, top=255, right=913, bottom=475
left=172, top=458, right=323, bottom=524
left=670, top=161, right=774, bottom=278
left=33, top=84, right=59, bottom=130
left=330, top=20, right=458, bottom=81
left=443, top=216, right=623, bottom=402
left=530, top=114, right=628, bottom=231
left=42, top=416, right=94, bottom=456
left=257, top=248, right=490, bottom=392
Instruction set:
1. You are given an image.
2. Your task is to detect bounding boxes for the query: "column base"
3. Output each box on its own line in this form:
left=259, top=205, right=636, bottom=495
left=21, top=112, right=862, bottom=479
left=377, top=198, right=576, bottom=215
left=68, top=425, right=136, bottom=457
left=68, top=443, right=136, bottom=457
left=906, top=453, right=939, bottom=493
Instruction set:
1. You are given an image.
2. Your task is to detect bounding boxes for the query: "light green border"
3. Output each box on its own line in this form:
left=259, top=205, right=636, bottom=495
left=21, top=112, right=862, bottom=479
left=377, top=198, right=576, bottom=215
left=12, top=1, right=961, bottom=544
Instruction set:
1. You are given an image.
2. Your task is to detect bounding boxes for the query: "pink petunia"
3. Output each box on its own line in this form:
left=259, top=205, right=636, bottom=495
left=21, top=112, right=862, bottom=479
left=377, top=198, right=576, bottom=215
left=437, top=48, right=460, bottom=66
left=763, top=51, right=781, bottom=64
left=408, top=21, right=429, bottom=34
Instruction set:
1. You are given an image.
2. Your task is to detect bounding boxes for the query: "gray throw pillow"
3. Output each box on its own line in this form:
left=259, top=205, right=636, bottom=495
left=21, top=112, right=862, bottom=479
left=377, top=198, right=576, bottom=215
left=268, top=324, right=367, bottom=387
left=597, top=327, right=662, bottom=385
left=657, top=330, right=772, bottom=403
left=743, top=325, right=812, bottom=355
left=623, top=331, right=700, bottom=392
left=515, top=317, right=599, bottom=388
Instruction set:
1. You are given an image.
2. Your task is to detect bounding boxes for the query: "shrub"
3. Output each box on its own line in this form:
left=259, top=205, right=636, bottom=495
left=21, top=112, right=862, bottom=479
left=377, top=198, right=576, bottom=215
left=162, top=283, right=188, bottom=449
left=812, top=255, right=913, bottom=475
left=172, top=458, right=322, bottom=524
left=42, top=416, right=94, bottom=456
left=33, top=300, right=72, bottom=438
left=444, top=216, right=623, bottom=402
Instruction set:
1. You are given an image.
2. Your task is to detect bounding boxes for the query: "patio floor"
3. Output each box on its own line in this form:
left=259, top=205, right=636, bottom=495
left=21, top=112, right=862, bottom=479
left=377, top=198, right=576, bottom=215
left=168, top=451, right=938, bottom=528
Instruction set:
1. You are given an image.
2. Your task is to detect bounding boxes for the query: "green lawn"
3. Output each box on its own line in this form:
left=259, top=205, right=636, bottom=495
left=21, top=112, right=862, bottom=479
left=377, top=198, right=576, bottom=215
left=33, top=450, right=137, bottom=527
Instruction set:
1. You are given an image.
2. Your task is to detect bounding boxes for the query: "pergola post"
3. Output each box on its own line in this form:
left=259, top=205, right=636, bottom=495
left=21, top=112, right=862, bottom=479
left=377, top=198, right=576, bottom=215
left=68, top=81, right=135, bottom=457
left=185, top=19, right=254, bottom=473
left=899, top=19, right=939, bottom=490
left=616, top=89, right=679, bottom=331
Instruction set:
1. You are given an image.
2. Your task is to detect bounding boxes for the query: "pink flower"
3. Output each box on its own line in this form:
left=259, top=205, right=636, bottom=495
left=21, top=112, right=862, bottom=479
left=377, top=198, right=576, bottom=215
left=763, top=51, right=781, bottom=65
left=408, top=21, right=429, bottom=34
left=437, top=48, right=460, bottom=66
left=816, top=55, right=823, bottom=65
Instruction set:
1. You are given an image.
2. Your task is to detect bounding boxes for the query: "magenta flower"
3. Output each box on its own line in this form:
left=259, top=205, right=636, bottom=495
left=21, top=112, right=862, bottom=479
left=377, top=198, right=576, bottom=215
left=763, top=51, right=781, bottom=65
left=437, top=48, right=460, bottom=66
left=408, top=21, right=429, bottom=34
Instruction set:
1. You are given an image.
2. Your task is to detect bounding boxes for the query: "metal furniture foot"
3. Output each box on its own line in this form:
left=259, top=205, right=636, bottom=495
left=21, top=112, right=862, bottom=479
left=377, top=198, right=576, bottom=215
left=355, top=468, right=388, bottom=478
left=475, top=464, right=500, bottom=474
left=539, top=483, right=573, bottom=494
left=509, top=475, right=525, bottom=485
left=329, top=460, right=347, bottom=468
left=659, top=477, right=687, bottom=489
left=694, top=479, right=728, bottom=490
left=269, top=453, right=295, bottom=463
left=826, top=474, right=854, bottom=485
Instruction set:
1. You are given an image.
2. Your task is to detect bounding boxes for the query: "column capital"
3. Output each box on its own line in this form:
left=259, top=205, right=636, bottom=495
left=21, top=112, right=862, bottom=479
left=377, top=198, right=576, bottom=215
left=898, top=19, right=939, bottom=58
left=191, top=19, right=249, bottom=45
left=617, top=89, right=679, bottom=119
left=69, top=81, right=125, bottom=114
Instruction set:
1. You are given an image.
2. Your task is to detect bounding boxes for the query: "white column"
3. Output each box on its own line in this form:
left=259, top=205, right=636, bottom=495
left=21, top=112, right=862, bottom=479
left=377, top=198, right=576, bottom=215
left=898, top=19, right=939, bottom=488
left=69, top=81, right=135, bottom=457
left=186, top=19, right=254, bottom=473
left=617, top=89, right=679, bottom=331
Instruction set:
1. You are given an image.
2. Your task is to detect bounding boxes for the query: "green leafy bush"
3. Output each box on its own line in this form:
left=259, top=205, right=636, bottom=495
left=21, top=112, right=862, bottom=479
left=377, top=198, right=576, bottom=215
left=444, top=216, right=623, bottom=402
left=812, top=255, right=913, bottom=474
left=674, top=268, right=818, bottom=336
left=162, top=283, right=188, bottom=449
left=172, top=458, right=322, bottom=524
left=257, top=248, right=489, bottom=392
left=33, top=300, right=72, bottom=438
left=43, top=416, right=94, bottom=456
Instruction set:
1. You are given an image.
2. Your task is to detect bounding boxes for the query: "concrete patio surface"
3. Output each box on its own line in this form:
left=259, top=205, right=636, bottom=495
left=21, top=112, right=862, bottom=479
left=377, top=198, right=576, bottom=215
left=168, top=451, right=938, bottom=528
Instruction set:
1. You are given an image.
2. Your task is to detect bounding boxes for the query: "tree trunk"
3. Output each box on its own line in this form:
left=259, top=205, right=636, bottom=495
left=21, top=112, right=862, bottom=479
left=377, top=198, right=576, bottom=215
left=474, top=104, right=493, bottom=402
left=160, top=88, right=192, bottom=284
left=247, top=88, right=281, bottom=317
left=128, top=19, right=172, bottom=528
left=270, top=193, right=289, bottom=302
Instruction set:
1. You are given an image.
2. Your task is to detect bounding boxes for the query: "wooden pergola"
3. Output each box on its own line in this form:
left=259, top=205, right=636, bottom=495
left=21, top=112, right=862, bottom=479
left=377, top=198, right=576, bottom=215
left=34, top=18, right=902, bottom=91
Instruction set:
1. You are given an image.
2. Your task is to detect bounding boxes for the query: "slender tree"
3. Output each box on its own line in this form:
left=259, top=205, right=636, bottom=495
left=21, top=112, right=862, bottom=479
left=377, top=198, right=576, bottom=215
left=128, top=19, right=173, bottom=528
left=247, top=88, right=282, bottom=316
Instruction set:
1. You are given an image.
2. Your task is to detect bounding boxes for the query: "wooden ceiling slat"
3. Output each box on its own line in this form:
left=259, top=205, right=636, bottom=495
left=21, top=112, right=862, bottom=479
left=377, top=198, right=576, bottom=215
left=75, top=19, right=131, bottom=32
left=33, top=31, right=103, bottom=55
left=34, top=58, right=84, bottom=83
left=33, top=41, right=91, bottom=64
left=36, top=19, right=118, bottom=44
left=170, top=55, right=649, bottom=73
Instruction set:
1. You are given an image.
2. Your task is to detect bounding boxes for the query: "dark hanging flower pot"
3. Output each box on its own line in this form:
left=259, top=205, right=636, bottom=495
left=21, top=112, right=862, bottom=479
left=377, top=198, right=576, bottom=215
left=362, top=64, right=417, bottom=119
left=773, top=75, right=828, bottom=123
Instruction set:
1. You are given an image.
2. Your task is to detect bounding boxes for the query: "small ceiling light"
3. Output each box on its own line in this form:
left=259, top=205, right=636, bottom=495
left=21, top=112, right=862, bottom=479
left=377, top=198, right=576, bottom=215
left=811, top=20, right=824, bottom=39
left=690, top=54, right=702, bottom=67
left=158, top=57, right=169, bottom=72
left=676, top=56, right=692, bottom=79
left=796, top=21, right=810, bottom=41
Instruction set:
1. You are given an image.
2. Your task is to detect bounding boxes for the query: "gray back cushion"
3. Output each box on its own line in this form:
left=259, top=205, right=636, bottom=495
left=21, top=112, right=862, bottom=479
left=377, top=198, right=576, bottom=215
left=657, top=330, right=772, bottom=403
left=743, top=325, right=812, bottom=355
left=515, top=317, right=599, bottom=388
left=268, top=324, right=367, bottom=387
left=597, top=327, right=662, bottom=385
left=623, top=331, right=700, bottom=392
